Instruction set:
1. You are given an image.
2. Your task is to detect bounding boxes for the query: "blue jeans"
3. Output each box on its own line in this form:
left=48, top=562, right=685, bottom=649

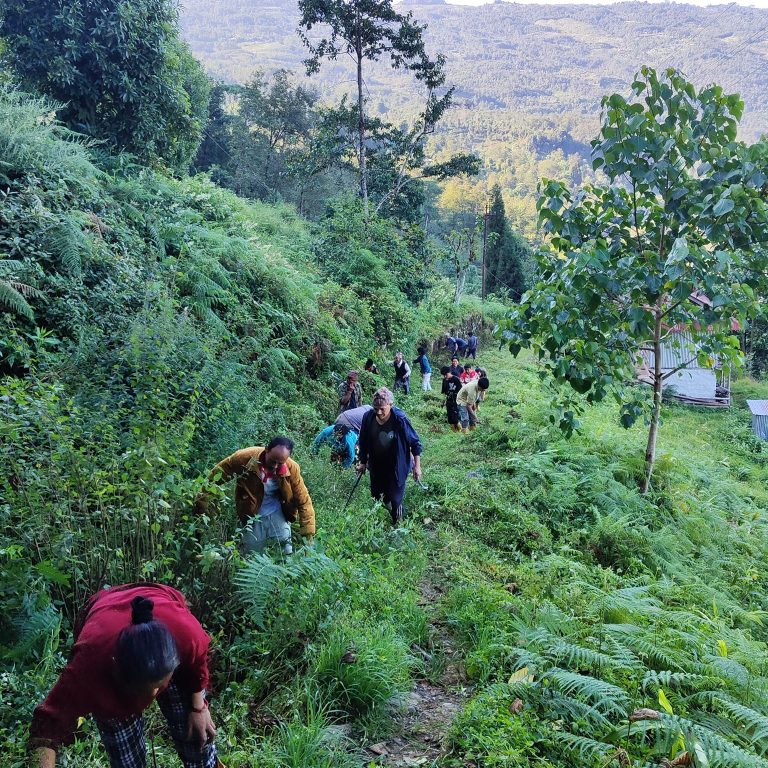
left=458, top=404, right=477, bottom=430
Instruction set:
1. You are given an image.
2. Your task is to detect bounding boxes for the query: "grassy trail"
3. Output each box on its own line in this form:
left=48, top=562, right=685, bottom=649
left=341, top=346, right=768, bottom=767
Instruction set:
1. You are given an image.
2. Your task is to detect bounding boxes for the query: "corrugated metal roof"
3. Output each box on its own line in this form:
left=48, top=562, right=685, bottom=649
left=641, top=331, right=712, bottom=370
left=747, top=400, right=768, bottom=416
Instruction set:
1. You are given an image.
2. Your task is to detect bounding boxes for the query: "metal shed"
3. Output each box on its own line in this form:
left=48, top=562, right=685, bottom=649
left=638, top=329, right=731, bottom=407
left=747, top=400, right=768, bottom=440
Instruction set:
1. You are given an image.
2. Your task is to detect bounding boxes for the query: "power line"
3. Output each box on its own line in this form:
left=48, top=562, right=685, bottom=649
left=695, top=21, right=768, bottom=86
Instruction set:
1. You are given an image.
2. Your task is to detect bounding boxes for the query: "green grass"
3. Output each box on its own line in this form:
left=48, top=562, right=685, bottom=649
left=405, top=348, right=768, bottom=767
left=7, top=342, right=768, bottom=768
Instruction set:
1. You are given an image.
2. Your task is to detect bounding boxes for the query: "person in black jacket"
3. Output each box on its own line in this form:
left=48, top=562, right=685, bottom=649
left=440, top=365, right=463, bottom=432
left=357, top=387, right=423, bottom=524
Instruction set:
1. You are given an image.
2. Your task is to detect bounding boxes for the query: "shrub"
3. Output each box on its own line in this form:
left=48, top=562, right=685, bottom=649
left=448, top=683, right=555, bottom=768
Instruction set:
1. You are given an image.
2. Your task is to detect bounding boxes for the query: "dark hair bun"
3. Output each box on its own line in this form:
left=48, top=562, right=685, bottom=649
left=131, top=596, right=155, bottom=625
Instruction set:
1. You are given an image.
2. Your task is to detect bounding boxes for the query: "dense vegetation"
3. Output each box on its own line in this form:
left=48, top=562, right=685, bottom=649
left=0, top=79, right=497, bottom=764
left=3, top=2, right=768, bottom=767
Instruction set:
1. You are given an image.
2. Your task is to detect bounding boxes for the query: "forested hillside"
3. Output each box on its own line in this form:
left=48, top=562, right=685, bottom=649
left=180, top=0, right=768, bottom=141
left=180, top=0, right=768, bottom=233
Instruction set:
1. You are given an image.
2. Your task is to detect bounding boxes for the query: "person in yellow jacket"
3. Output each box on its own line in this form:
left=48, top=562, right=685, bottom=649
left=197, top=436, right=315, bottom=554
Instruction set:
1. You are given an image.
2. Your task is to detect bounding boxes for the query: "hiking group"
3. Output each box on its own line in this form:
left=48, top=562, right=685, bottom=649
left=29, top=329, right=487, bottom=768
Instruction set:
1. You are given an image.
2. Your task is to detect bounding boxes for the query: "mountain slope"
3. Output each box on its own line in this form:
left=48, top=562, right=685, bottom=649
left=179, top=0, right=768, bottom=151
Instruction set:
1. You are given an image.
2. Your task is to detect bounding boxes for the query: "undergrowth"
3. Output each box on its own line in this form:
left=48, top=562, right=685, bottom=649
left=426, top=351, right=768, bottom=767
left=4, top=82, right=768, bottom=768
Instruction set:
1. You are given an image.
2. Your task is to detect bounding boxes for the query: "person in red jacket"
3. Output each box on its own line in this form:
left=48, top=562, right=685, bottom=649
left=28, top=584, right=218, bottom=768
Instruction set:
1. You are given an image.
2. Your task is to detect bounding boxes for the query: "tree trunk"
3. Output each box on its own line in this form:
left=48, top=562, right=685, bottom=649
left=641, top=310, right=663, bottom=494
left=454, top=268, right=466, bottom=304
left=356, top=40, right=368, bottom=219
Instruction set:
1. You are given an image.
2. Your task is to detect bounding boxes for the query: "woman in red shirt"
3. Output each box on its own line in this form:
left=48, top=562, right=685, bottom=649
left=28, top=584, right=218, bottom=768
left=459, top=365, right=478, bottom=384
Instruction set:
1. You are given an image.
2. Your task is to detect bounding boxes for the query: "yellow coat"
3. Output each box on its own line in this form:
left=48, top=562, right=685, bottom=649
left=208, top=447, right=316, bottom=536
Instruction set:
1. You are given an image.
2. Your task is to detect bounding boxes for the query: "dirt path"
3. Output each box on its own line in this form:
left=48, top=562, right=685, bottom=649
left=366, top=581, right=468, bottom=767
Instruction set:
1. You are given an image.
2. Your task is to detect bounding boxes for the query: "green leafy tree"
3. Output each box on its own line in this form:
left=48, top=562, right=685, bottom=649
left=298, top=0, right=446, bottom=217
left=445, top=219, right=484, bottom=304
left=499, top=67, right=768, bottom=493
left=0, top=0, right=209, bottom=168
left=193, top=83, right=240, bottom=187
left=239, top=69, right=319, bottom=195
left=194, top=75, right=349, bottom=213
left=484, top=184, right=527, bottom=300
left=285, top=104, right=354, bottom=217
left=323, top=101, right=480, bottom=223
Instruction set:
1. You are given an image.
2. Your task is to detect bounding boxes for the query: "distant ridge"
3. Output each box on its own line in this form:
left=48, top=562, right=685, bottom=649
left=180, top=0, right=767, bottom=209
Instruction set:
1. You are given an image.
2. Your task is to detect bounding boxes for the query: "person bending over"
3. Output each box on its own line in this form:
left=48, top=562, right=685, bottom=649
left=457, top=376, right=490, bottom=432
left=312, top=423, right=358, bottom=468
left=29, top=584, right=218, bottom=768
left=197, top=436, right=315, bottom=554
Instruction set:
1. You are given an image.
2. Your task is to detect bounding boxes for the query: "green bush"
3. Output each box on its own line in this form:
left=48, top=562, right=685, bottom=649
left=448, top=683, right=556, bottom=768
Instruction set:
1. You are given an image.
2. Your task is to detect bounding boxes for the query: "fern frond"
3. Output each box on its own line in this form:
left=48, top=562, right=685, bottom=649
left=689, top=710, right=745, bottom=746
left=619, top=633, right=685, bottom=671
left=603, top=635, right=645, bottom=673
left=507, top=681, right=613, bottom=730
left=545, top=668, right=630, bottom=717
left=550, top=730, right=616, bottom=761
left=530, top=630, right=619, bottom=673
left=42, top=218, right=91, bottom=276
left=234, top=553, right=290, bottom=629
left=7, top=597, right=60, bottom=662
left=234, top=550, right=339, bottom=630
left=0, top=280, right=35, bottom=319
left=657, top=713, right=768, bottom=768
left=715, top=698, right=768, bottom=755
left=706, top=655, right=751, bottom=689
left=642, top=670, right=716, bottom=692
left=509, top=648, right=550, bottom=673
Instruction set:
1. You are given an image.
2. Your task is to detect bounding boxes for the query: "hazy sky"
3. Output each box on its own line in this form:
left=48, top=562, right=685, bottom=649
left=443, top=0, right=768, bottom=7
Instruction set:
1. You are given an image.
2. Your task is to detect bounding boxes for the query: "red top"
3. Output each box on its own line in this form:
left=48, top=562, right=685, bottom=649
left=28, top=584, right=211, bottom=751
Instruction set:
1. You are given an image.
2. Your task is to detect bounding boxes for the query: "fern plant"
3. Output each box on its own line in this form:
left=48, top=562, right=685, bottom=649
left=235, top=549, right=339, bottom=630
left=0, top=258, right=43, bottom=319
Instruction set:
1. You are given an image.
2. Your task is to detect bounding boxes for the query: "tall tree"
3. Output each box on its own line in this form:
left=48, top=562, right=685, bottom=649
left=484, top=184, right=527, bottom=300
left=499, top=67, right=768, bottom=493
left=297, top=0, right=445, bottom=217
left=1, top=0, right=209, bottom=168
left=239, top=69, right=319, bottom=193
left=445, top=219, right=483, bottom=304
left=193, top=83, right=240, bottom=186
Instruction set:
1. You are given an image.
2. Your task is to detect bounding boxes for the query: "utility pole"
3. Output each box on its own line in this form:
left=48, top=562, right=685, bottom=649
left=481, top=199, right=489, bottom=302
